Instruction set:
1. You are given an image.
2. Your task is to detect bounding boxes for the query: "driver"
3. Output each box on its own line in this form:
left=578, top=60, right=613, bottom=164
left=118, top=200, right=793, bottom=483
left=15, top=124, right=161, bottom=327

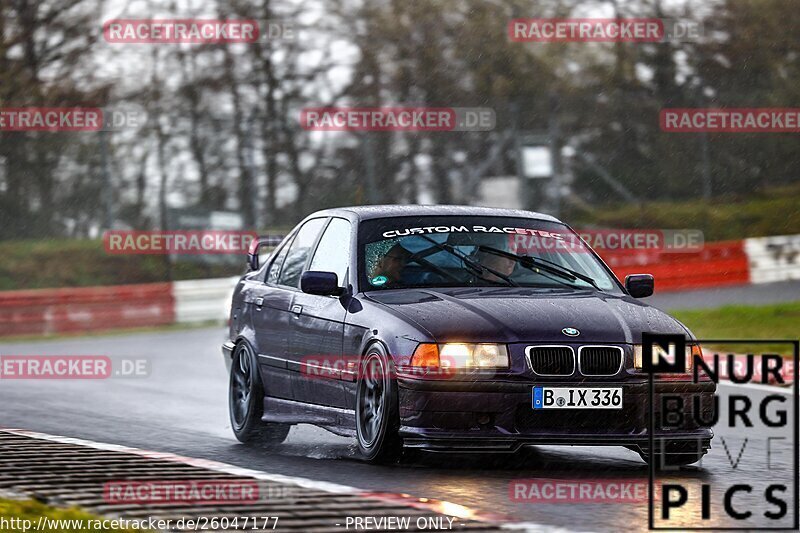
left=372, top=243, right=412, bottom=287
left=471, top=246, right=516, bottom=283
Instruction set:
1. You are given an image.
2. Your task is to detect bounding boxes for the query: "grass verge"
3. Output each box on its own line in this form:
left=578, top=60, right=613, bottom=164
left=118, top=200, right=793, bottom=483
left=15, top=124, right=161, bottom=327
left=671, top=302, right=800, bottom=355
left=567, top=183, right=800, bottom=242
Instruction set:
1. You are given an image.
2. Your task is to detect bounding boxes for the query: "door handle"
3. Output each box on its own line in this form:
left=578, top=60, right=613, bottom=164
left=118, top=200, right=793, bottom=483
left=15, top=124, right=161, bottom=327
left=291, top=304, right=303, bottom=316
left=254, top=297, right=264, bottom=309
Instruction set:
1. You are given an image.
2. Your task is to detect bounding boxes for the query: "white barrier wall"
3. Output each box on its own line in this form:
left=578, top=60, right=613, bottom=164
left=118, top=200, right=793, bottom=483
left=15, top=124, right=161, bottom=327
left=173, top=276, right=240, bottom=323
left=745, top=234, right=800, bottom=284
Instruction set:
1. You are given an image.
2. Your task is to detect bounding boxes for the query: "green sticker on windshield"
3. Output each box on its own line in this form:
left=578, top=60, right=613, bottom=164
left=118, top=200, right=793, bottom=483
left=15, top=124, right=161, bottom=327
left=371, top=275, right=388, bottom=286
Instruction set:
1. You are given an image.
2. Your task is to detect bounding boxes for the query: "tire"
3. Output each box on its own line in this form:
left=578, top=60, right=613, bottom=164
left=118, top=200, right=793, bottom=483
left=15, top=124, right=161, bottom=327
left=229, top=342, right=291, bottom=445
left=355, top=344, right=403, bottom=463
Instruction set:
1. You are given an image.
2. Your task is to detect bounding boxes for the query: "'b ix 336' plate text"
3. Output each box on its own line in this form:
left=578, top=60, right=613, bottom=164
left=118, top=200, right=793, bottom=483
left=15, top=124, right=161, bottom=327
left=533, top=386, right=623, bottom=409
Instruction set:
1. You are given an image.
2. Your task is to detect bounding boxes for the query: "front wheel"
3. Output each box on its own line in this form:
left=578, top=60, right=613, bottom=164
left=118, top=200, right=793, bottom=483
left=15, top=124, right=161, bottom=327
left=229, top=342, right=290, bottom=445
left=355, top=345, right=403, bottom=463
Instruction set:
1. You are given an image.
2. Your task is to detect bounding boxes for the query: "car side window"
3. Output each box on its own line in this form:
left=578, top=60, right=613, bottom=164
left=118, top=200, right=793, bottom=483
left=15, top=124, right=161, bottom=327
left=266, top=239, right=292, bottom=284
left=277, top=218, right=327, bottom=288
left=308, top=218, right=352, bottom=288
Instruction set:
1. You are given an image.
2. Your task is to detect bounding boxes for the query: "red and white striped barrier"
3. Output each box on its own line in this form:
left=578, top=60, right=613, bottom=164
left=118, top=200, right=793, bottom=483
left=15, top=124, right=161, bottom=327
left=0, top=283, right=174, bottom=337
left=600, top=233, right=800, bottom=290
left=601, top=240, right=750, bottom=291
left=0, top=234, right=798, bottom=337
left=744, top=234, right=800, bottom=284
left=0, top=279, right=236, bottom=337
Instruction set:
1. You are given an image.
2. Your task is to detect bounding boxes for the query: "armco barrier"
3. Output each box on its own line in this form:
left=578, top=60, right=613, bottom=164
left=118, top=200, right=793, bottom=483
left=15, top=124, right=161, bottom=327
left=0, top=283, right=174, bottom=336
left=745, top=234, right=800, bottom=284
left=601, top=240, right=750, bottom=291
left=173, top=276, right=239, bottom=323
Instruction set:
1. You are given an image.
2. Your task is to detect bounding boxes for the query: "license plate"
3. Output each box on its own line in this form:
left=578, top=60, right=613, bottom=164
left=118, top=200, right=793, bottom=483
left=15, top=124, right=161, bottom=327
left=533, top=386, right=623, bottom=409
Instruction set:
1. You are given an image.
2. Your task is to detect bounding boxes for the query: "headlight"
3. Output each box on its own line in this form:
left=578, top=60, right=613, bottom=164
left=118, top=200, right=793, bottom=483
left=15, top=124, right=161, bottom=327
left=410, top=343, right=509, bottom=370
left=633, top=343, right=702, bottom=371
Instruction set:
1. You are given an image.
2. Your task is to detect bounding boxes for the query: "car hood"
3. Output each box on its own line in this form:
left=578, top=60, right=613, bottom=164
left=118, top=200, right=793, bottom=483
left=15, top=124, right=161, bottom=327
left=365, top=287, right=690, bottom=344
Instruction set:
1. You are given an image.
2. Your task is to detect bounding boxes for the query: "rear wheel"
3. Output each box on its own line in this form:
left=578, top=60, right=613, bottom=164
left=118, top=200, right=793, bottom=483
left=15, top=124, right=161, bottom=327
left=229, top=342, right=290, bottom=445
left=356, top=345, right=402, bottom=463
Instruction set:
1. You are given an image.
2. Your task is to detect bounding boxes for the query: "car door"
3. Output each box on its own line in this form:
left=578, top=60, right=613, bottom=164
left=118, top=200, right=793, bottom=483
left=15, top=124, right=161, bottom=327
left=245, top=236, right=295, bottom=400
left=253, top=218, right=327, bottom=401
left=287, top=217, right=352, bottom=408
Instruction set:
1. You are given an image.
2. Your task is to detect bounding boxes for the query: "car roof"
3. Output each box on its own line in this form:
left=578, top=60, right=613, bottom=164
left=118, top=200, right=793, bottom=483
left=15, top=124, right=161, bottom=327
left=310, top=204, right=563, bottom=224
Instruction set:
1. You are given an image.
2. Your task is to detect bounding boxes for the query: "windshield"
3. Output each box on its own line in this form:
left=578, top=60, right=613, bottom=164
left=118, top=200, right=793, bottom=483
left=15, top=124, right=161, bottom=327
left=359, top=216, right=621, bottom=293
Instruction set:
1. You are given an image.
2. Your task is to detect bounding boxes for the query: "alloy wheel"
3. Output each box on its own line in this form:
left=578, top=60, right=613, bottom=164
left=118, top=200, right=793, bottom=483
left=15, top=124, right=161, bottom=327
left=357, top=352, right=386, bottom=447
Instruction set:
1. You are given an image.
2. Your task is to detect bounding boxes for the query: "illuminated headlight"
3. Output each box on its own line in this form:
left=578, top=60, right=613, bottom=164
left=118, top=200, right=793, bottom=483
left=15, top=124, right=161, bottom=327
left=633, top=344, right=702, bottom=371
left=411, top=343, right=509, bottom=369
left=441, top=343, right=510, bottom=369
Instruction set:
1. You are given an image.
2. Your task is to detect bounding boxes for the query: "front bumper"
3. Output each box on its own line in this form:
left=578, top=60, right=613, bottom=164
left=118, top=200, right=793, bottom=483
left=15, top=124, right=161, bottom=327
left=397, top=377, right=715, bottom=454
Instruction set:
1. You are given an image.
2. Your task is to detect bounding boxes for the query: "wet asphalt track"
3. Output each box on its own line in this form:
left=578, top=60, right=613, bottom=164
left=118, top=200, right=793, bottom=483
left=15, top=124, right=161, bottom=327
left=1, top=324, right=796, bottom=532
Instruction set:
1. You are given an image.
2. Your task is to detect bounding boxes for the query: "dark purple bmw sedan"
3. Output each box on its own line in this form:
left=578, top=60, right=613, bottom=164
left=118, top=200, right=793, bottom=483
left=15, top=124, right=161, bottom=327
left=223, top=205, right=715, bottom=464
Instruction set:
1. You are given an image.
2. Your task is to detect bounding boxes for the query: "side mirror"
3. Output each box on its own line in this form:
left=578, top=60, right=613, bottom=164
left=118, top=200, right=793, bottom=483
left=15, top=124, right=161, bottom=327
left=301, top=271, right=343, bottom=296
left=625, top=274, right=654, bottom=298
left=246, top=238, right=260, bottom=271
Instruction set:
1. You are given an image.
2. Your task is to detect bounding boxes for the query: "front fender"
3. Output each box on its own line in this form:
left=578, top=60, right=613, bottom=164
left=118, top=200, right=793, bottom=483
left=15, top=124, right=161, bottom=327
left=222, top=329, right=257, bottom=373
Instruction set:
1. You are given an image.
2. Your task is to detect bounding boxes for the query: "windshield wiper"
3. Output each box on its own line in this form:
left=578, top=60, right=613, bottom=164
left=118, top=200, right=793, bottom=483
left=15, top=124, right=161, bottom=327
left=418, top=235, right=517, bottom=287
left=406, top=253, right=463, bottom=284
left=477, top=245, right=602, bottom=291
